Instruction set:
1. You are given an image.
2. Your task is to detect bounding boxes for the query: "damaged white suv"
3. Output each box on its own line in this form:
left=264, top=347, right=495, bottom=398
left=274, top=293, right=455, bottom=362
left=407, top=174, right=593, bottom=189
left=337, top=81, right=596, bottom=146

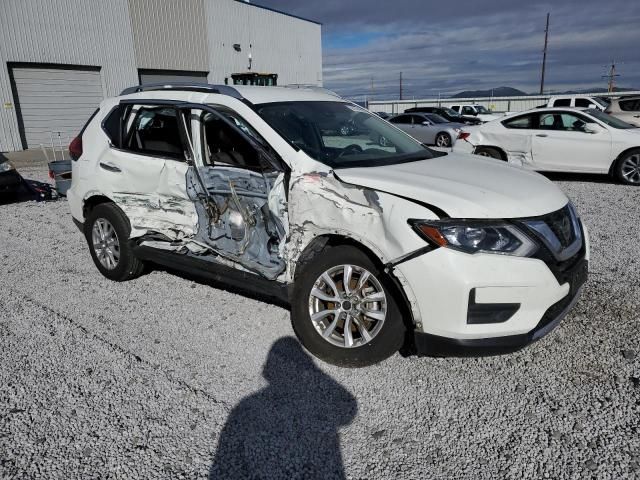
left=67, top=84, right=589, bottom=367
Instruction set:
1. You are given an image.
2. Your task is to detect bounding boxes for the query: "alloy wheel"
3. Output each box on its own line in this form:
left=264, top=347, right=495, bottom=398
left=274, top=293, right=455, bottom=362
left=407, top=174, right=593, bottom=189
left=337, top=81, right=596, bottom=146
left=621, top=153, right=640, bottom=184
left=308, top=264, right=387, bottom=348
left=436, top=134, right=451, bottom=147
left=91, top=218, right=120, bottom=270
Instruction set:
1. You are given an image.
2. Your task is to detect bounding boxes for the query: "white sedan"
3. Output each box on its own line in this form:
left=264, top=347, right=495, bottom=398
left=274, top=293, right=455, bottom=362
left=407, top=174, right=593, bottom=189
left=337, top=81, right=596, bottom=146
left=454, top=107, right=640, bottom=185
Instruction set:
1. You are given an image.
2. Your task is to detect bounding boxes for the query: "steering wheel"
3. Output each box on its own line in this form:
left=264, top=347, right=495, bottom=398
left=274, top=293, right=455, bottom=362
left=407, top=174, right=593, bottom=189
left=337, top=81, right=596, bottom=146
left=336, top=144, right=363, bottom=159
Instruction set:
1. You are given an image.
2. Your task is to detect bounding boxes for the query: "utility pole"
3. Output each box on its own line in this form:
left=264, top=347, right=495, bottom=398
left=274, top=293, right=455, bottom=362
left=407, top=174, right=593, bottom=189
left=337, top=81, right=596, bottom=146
left=399, top=72, right=403, bottom=100
left=603, top=61, right=620, bottom=93
left=539, top=12, right=550, bottom=95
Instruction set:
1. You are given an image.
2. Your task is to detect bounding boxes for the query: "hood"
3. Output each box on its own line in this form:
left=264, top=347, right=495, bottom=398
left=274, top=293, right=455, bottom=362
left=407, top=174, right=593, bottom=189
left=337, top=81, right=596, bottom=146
left=334, top=153, right=568, bottom=219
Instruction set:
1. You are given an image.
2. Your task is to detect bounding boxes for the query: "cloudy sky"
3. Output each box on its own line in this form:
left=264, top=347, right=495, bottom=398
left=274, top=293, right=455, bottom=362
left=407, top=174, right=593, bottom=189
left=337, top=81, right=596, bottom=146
left=259, top=0, right=640, bottom=100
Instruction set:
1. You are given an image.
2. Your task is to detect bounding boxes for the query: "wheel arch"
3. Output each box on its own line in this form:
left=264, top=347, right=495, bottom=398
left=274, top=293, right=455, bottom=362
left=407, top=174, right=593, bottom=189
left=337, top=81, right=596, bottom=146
left=609, top=146, right=640, bottom=175
left=474, top=145, right=508, bottom=161
left=82, top=193, right=116, bottom=220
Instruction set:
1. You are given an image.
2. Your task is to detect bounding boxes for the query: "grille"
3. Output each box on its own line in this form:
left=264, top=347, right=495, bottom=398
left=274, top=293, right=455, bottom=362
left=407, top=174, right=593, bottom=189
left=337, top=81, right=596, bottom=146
left=521, top=203, right=583, bottom=262
left=544, top=205, right=576, bottom=248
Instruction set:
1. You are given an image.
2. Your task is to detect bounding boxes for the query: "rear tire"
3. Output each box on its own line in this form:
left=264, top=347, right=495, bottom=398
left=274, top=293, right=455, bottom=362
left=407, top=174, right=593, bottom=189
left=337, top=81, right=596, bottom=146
left=474, top=146, right=504, bottom=160
left=291, top=245, right=406, bottom=368
left=435, top=132, right=452, bottom=148
left=85, top=203, right=145, bottom=281
left=614, top=149, right=640, bottom=185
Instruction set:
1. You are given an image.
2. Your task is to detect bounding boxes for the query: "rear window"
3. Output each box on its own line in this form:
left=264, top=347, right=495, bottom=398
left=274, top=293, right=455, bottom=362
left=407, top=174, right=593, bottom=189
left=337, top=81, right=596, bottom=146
left=620, top=99, right=640, bottom=112
left=553, top=99, right=571, bottom=107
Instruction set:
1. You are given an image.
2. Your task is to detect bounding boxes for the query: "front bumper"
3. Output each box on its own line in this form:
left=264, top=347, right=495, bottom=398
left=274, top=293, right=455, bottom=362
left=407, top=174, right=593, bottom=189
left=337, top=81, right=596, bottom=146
left=414, top=274, right=585, bottom=355
left=394, top=223, right=589, bottom=353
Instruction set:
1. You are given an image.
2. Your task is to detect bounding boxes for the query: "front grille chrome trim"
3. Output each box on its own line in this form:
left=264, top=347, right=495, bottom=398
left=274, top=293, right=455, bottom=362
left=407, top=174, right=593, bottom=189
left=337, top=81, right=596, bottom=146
left=522, top=203, right=583, bottom=262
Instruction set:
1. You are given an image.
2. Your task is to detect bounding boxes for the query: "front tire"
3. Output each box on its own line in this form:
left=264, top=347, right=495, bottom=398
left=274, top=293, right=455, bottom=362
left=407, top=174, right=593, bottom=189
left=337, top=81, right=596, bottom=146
left=291, top=245, right=406, bottom=367
left=85, top=203, right=145, bottom=281
left=614, top=149, right=640, bottom=185
left=435, top=132, right=452, bottom=148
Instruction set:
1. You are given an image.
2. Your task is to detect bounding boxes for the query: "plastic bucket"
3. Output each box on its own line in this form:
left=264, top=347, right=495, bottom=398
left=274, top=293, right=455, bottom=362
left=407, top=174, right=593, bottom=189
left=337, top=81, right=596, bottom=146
left=48, top=160, right=72, bottom=196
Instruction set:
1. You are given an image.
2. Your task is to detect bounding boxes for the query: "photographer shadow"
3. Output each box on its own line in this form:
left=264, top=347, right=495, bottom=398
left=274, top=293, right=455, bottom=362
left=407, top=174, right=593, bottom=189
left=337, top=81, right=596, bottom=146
left=209, top=337, right=357, bottom=480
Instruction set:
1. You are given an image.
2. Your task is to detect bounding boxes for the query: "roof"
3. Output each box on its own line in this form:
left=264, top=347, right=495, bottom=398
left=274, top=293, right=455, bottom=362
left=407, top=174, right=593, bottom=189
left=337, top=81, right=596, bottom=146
left=233, top=0, right=321, bottom=26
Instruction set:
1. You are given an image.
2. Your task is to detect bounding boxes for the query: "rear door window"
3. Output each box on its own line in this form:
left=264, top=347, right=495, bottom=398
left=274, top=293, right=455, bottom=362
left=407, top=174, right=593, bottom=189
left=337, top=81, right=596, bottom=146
left=620, top=99, right=640, bottom=112
left=553, top=99, right=571, bottom=107
left=122, top=106, right=185, bottom=160
left=390, top=115, right=412, bottom=124
left=575, top=99, right=593, bottom=108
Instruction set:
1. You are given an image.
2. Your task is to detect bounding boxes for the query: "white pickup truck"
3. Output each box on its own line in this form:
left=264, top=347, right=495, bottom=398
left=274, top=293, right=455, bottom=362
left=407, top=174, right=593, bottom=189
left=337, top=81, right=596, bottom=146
left=448, top=104, right=503, bottom=123
left=544, top=95, right=608, bottom=111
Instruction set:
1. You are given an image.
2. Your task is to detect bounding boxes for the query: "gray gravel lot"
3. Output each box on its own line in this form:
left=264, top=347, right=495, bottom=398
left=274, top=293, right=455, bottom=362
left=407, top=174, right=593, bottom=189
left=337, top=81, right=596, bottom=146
left=1, top=166, right=639, bottom=479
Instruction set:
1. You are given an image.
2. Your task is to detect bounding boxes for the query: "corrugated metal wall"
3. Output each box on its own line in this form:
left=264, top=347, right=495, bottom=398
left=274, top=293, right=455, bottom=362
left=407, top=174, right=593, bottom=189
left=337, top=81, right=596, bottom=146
left=0, top=0, right=139, bottom=151
left=128, top=0, right=209, bottom=72
left=204, top=0, right=323, bottom=86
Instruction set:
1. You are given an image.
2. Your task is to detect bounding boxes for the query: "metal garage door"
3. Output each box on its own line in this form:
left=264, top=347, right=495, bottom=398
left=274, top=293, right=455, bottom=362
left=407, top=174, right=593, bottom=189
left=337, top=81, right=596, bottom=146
left=139, top=69, right=209, bottom=85
left=10, top=66, right=104, bottom=149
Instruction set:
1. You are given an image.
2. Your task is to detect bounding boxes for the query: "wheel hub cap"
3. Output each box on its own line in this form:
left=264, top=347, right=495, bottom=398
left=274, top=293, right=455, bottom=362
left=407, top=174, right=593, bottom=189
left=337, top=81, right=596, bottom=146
left=308, top=264, right=387, bottom=348
left=621, top=154, right=640, bottom=184
left=91, top=218, right=120, bottom=270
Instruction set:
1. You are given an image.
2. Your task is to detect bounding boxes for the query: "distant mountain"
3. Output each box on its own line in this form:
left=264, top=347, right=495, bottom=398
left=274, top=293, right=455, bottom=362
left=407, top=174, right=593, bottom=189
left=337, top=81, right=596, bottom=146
left=452, top=86, right=527, bottom=98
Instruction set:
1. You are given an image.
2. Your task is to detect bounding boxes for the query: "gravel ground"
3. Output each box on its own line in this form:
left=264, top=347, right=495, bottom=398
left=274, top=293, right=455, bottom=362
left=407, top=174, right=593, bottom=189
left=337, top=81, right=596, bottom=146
left=1, top=166, right=639, bottom=479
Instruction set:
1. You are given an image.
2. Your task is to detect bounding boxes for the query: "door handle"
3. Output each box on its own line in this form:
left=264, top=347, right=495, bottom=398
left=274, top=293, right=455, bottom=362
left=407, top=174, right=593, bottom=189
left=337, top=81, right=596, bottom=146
left=99, top=162, right=121, bottom=173
left=536, top=134, right=548, bottom=137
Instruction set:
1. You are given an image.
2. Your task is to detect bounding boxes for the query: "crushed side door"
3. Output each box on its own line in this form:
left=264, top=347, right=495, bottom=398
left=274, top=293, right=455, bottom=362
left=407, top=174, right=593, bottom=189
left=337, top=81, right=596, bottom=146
left=177, top=105, right=289, bottom=280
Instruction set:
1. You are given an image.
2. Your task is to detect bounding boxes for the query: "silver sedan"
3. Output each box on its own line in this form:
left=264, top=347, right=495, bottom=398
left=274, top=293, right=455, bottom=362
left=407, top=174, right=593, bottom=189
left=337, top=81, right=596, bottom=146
left=389, top=112, right=464, bottom=147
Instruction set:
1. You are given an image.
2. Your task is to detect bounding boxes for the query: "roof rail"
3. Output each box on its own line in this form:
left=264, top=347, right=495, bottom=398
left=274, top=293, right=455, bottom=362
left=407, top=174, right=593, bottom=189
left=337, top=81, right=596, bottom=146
left=282, top=84, right=342, bottom=98
left=119, top=82, right=243, bottom=99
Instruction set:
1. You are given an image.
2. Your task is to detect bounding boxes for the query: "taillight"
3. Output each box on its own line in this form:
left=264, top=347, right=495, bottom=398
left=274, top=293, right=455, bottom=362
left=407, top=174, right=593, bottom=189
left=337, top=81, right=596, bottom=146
left=69, top=136, right=83, bottom=160
left=458, top=132, right=471, bottom=141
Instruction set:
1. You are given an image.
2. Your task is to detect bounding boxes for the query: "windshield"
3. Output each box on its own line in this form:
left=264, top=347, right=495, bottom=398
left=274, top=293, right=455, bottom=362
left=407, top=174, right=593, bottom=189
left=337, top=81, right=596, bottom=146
left=475, top=106, right=491, bottom=114
left=442, top=107, right=463, bottom=118
left=425, top=113, right=449, bottom=124
left=255, top=101, right=432, bottom=168
left=586, top=109, right=637, bottom=129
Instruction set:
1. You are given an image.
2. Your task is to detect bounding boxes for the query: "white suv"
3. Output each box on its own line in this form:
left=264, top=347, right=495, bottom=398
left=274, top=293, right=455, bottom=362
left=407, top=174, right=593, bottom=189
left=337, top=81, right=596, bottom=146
left=67, top=83, right=589, bottom=367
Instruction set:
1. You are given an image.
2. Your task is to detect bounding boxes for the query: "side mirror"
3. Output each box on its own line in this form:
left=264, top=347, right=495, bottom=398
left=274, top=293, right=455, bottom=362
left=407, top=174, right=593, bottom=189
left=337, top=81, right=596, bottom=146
left=583, top=124, right=601, bottom=134
left=422, top=121, right=431, bottom=126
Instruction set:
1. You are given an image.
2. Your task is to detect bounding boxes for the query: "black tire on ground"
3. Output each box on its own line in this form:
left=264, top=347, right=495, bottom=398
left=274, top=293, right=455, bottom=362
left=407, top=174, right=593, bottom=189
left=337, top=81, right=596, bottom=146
left=84, top=202, right=145, bottom=281
left=474, top=146, right=504, bottom=160
left=613, top=148, right=640, bottom=186
left=291, top=245, right=406, bottom=368
left=435, top=132, right=452, bottom=148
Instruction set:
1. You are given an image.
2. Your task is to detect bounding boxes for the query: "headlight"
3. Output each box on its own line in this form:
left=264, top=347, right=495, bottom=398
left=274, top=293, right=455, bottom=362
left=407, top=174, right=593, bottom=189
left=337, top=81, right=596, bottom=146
left=0, top=161, right=15, bottom=173
left=410, top=220, right=537, bottom=257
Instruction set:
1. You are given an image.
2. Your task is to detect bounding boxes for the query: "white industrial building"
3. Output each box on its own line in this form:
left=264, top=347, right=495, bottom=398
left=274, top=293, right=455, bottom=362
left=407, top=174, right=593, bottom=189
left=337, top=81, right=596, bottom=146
left=0, top=0, right=322, bottom=152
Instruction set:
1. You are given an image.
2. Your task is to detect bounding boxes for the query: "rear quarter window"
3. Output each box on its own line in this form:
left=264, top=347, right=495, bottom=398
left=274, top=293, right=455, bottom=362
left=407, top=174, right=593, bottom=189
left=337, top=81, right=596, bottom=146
left=502, top=114, right=535, bottom=129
